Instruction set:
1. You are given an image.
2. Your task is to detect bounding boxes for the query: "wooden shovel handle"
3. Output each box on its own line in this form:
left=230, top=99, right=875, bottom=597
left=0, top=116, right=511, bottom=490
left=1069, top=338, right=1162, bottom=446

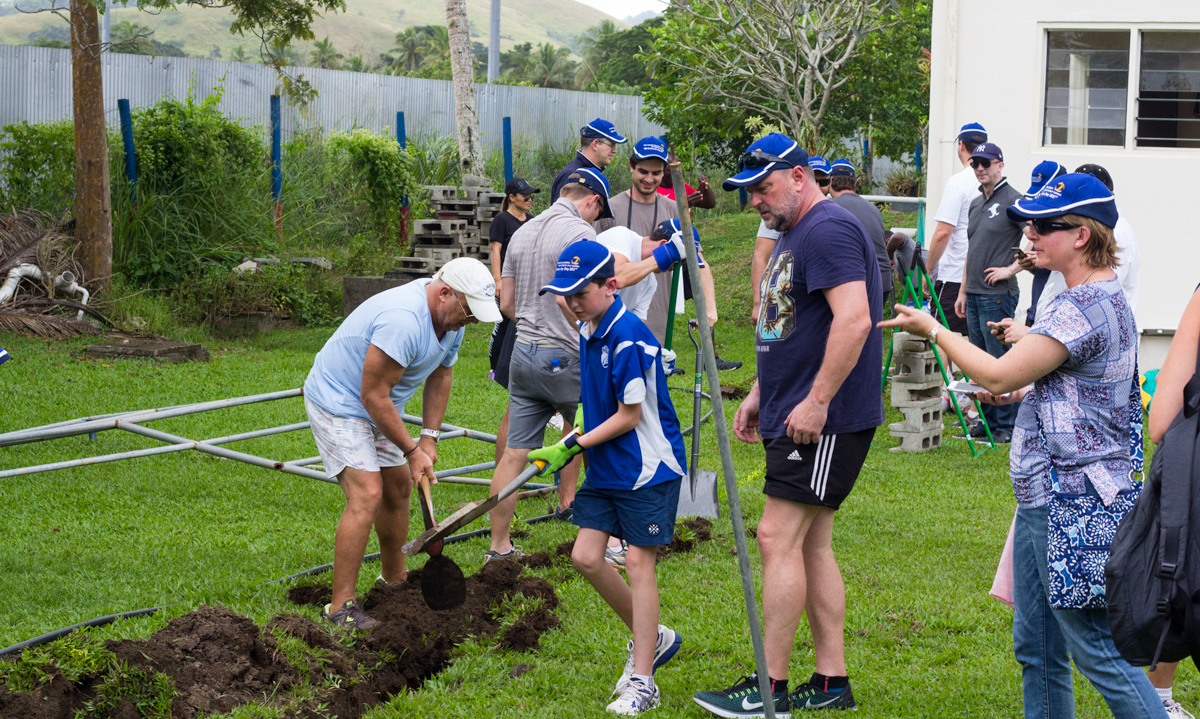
left=416, top=474, right=436, bottom=531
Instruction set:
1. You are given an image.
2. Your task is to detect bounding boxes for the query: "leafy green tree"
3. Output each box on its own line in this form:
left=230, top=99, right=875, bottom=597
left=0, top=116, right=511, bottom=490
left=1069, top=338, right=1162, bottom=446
left=266, top=40, right=304, bottom=66
left=344, top=54, right=365, bottom=71
left=590, top=17, right=660, bottom=89
left=574, top=18, right=618, bottom=88
left=230, top=44, right=250, bottom=62
left=420, top=25, right=450, bottom=66
left=309, top=35, right=342, bottom=68
left=526, top=43, right=575, bottom=89
left=499, top=41, right=533, bottom=79
left=110, top=19, right=154, bottom=53
left=31, top=37, right=69, bottom=48
left=392, top=27, right=425, bottom=71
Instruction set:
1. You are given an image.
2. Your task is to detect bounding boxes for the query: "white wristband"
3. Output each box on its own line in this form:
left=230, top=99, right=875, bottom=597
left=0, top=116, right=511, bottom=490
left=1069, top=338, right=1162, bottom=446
left=420, top=428, right=441, bottom=442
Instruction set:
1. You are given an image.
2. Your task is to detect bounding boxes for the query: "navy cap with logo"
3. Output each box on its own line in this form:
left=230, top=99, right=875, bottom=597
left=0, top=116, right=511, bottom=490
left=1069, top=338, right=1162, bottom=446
left=1006, top=173, right=1119, bottom=229
left=829, top=158, right=856, bottom=177
left=631, top=136, right=669, bottom=162
left=568, top=167, right=614, bottom=220
left=1074, top=163, right=1115, bottom=192
left=808, top=156, right=831, bottom=175
left=580, top=118, right=628, bottom=144
left=722, top=133, right=810, bottom=191
left=539, top=240, right=615, bottom=296
left=1025, top=161, right=1066, bottom=198
left=957, top=122, right=988, bottom=144
left=504, top=177, right=540, bottom=196
left=970, top=142, right=1004, bottom=162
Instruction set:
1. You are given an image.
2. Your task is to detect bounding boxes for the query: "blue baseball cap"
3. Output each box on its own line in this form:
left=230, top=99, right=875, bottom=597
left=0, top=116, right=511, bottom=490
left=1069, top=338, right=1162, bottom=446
left=1006, top=173, right=1118, bottom=228
left=657, top=219, right=705, bottom=268
left=829, top=158, right=856, bottom=177
left=723, top=133, right=810, bottom=191
left=539, top=240, right=615, bottom=296
left=566, top=167, right=614, bottom=219
left=808, top=156, right=831, bottom=174
left=581, top=118, right=628, bottom=144
left=1025, top=161, right=1067, bottom=198
left=631, top=136, right=668, bottom=162
left=958, top=122, right=988, bottom=144
left=971, top=142, right=1004, bottom=162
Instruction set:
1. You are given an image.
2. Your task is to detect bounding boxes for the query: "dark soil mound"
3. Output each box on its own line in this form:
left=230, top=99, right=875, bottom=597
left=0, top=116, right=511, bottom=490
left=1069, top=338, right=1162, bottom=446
left=518, top=552, right=553, bottom=569
left=288, top=584, right=332, bottom=607
left=660, top=517, right=716, bottom=557
left=0, top=669, right=81, bottom=719
left=556, top=540, right=575, bottom=558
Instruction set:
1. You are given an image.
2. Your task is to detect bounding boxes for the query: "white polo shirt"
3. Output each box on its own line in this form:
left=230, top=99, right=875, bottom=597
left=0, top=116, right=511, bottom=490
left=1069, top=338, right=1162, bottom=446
left=596, top=226, right=656, bottom=320
left=932, top=166, right=977, bottom=284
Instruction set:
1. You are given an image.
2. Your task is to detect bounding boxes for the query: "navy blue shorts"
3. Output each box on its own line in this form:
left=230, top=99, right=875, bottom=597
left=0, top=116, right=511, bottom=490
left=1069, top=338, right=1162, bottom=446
left=572, top=477, right=683, bottom=547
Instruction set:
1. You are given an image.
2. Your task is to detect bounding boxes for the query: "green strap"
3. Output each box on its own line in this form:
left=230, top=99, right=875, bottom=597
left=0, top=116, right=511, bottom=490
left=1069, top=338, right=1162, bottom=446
left=665, top=264, right=681, bottom=350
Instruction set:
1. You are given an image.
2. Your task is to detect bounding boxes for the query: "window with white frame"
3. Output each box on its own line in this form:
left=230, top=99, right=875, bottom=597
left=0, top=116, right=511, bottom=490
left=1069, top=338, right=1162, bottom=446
left=1137, top=31, right=1200, bottom=149
left=1043, top=31, right=1130, bottom=147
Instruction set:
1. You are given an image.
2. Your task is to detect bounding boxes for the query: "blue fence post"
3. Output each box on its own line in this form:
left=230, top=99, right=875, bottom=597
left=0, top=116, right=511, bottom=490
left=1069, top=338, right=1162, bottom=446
left=915, top=139, right=923, bottom=174
left=502, top=116, right=513, bottom=183
left=117, top=99, right=137, bottom=207
left=397, top=111, right=409, bottom=242
left=270, top=95, right=282, bottom=240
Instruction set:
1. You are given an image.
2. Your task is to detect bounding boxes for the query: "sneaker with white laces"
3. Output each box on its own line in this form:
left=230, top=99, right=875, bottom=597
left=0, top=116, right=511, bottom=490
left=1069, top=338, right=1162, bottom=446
left=1166, top=699, right=1196, bottom=719
left=607, top=677, right=661, bottom=715
left=548, top=412, right=565, bottom=431
left=483, top=543, right=526, bottom=563
left=321, top=600, right=378, bottom=631
left=614, top=625, right=684, bottom=695
left=606, top=541, right=628, bottom=570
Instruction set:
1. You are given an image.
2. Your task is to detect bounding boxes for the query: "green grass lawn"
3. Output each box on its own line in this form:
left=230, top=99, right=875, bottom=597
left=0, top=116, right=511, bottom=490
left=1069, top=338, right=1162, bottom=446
left=1, top=210, right=1193, bottom=718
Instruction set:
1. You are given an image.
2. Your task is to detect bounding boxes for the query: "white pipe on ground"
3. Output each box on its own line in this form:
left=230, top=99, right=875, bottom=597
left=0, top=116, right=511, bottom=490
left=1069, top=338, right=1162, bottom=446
left=0, top=264, right=43, bottom=304
left=54, top=272, right=89, bottom=320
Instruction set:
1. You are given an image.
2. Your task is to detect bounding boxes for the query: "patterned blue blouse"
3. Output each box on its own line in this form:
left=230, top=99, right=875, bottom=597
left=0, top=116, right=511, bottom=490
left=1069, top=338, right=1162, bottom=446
left=1010, top=278, right=1138, bottom=509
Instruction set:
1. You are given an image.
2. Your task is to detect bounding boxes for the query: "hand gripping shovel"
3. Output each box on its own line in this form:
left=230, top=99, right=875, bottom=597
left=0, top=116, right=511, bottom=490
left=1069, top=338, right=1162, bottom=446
left=404, top=459, right=548, bottom=559
left=676, top=318, right=720, bottom=518
left=414, top=475, right=467, bottom=610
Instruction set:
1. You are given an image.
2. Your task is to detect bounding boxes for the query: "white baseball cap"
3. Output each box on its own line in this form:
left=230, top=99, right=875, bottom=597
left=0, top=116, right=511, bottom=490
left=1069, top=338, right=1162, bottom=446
left=433, top=258, right=502, bottom=323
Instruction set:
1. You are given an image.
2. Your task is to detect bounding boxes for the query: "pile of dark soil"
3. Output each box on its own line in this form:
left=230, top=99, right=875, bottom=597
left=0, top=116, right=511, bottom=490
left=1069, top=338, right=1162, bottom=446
left=660, top=517, right=715, bottom=557
left=0, top=560, right=557, bottom=719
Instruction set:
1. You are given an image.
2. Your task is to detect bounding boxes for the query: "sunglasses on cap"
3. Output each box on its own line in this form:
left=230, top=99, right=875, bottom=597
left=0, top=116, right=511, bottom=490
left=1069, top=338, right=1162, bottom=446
left=1027, top=218, right=1080, bottom=235
left=737, top=149, right=795, bottom=173
left=969, top=158, right=993, bottom=169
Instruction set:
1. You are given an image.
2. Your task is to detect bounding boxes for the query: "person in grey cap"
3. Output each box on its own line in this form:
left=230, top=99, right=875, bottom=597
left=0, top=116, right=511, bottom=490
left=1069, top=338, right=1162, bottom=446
left=302, top=257, right=500, bottom=630
left=550, top=118, right=628, bottom=202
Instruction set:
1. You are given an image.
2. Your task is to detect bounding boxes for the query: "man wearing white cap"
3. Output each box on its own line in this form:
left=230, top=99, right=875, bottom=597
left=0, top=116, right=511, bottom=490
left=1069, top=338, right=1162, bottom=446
left=302, top=257, right=499, bottom=630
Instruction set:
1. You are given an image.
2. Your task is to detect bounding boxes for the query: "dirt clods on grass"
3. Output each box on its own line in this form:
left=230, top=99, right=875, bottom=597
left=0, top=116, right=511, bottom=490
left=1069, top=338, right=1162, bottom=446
left=556, top=540, right=575, bottom=558
left=659, top=517, right=715, bottom=557
left=0, top=560, right=557, bottom=719
left=287, top=583, right=332, bottom=607
left=519, top=552, right=553, bottom=569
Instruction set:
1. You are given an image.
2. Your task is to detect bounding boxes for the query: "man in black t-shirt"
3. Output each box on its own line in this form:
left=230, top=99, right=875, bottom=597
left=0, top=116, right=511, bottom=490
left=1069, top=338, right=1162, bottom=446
left=693, top=134, right=883, bottom=717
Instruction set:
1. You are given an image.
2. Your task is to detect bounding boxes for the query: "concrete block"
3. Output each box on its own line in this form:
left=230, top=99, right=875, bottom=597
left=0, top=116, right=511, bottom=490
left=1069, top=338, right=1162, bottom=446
left=394, top=256, right=434, bottom=273
left=479, top=192, right=506, bottom=210
left=413, top=219, right=469, bottom=235
left=413, top=246, right=462, bottom=264
left=888, top=401, right=943, bottom=433
left=892, top=352, right=941, bottom=384
left=343, top=276, right=407, bottom=316
left=425, top=185, right=474, bottom=202
left=888, top=427, right=943, bottom=452
left=892, top=331, right=930, bottom=354
left=890, top=377, right=943, bottom=407
left=85, top=339, right=210, bottom=363
left=478, top=220, right=492, bottom=239
left=413, top=233, right=463, bottom=247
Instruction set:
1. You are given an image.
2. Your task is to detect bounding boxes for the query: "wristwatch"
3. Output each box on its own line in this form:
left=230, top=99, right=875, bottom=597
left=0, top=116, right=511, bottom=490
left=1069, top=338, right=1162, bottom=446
left=419, top=428, right=441, bottom=442
left=926, top=325, right=941, bottom=345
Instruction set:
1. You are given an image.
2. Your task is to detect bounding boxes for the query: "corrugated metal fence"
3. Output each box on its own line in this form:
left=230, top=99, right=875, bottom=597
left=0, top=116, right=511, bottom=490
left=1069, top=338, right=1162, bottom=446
left=0, top=45, right=663, bottom=144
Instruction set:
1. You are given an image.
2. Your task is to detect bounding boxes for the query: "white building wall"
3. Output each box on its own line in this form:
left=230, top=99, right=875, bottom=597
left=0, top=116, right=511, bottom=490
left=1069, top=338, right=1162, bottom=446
left=928, top=0, right=1200, bottom=369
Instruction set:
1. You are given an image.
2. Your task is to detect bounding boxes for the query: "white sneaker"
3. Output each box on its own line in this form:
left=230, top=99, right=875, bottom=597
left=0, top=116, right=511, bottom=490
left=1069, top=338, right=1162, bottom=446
left=605, top=541, right=628, bottom=570
left=613, top=625, right=683, bottom=695
left=1166, top=699, right=1195, bottom=719
left=607, top=677, right=660, bottom=715
left=548, top=412, right=564, bottom=431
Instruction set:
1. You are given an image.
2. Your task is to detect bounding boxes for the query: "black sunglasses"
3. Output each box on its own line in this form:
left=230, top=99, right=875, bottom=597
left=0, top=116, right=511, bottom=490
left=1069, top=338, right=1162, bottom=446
left=737, top=150, right=794, bottom=173
left=969, top=158, right=993, bottom=169
left=816, top=178, right=831, bottom=187
left=1028, top=218, right=1080, bottom=235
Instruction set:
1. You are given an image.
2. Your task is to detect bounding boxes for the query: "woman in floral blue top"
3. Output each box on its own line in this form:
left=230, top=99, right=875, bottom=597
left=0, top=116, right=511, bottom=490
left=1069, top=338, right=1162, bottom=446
left=881, top=174, right=1164, bottom=719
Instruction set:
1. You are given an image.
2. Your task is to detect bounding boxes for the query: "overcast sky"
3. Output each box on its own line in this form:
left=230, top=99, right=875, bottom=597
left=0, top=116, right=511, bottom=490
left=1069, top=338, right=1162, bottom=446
left=572, top=0, right=666, bottom=22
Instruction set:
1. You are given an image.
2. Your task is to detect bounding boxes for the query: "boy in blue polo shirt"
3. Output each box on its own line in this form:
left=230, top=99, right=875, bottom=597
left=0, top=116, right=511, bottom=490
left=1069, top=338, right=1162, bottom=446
left=529, top=240, right=687, bottom=716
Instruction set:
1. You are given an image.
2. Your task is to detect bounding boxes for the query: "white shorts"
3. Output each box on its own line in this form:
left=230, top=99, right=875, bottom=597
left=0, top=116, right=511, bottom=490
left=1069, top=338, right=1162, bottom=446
left=305, top=398, right=406, bottom=479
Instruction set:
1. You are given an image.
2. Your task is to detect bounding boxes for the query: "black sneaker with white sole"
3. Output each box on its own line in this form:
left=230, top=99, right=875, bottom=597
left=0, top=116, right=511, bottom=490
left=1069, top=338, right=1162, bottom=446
left=693, top=673, right=789, bottom=718
left=788, top=678, right=857, bottom=711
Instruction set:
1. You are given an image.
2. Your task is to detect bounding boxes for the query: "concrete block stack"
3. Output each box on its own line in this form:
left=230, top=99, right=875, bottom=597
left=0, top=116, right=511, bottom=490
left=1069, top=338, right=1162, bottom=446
left=476, top=192, right=506, bottom=260
left=888, top=331, right=944, bottom=453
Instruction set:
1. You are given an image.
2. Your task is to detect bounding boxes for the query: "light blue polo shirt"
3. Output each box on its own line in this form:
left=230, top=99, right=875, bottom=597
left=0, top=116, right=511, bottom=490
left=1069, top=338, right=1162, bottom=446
left=303, top=279, right=462, bottom=423
left=578, top=295, right=686, bottom=490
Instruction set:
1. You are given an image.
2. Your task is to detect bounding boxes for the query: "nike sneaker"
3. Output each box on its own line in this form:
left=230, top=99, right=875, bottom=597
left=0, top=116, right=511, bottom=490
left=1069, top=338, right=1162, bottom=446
left=788, top=679, right=857, bottom=711
left=692, top=673, right=789, bottom=718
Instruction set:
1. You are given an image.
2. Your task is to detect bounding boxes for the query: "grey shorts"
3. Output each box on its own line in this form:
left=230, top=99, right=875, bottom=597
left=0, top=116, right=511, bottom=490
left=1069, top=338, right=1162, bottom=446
left=506, top=338, right=580, bottom=449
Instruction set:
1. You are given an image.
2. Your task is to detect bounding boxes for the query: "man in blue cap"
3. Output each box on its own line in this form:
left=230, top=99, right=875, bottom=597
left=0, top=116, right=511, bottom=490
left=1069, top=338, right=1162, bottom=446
left=694, top=133, right=883, bottom=716
left=928, top=122, right=988, bottom=339
left=827, top=159, right=891, bottom=306
left=487, top=168, right=614, bottom=561
left=953, top=142, right=1024, bottom=443
left=752, top=155, right=831, bottom=325
left=550, top=118, right=628, bottom=203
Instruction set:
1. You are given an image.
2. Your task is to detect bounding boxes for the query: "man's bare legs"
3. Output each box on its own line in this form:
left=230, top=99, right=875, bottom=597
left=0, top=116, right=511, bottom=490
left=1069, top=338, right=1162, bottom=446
left=573, top=528, right=659, bottom=675
left=495, top=403, right=510, bottom=465
left=757, top=496, right=846, bottom=679
left=488, top=445, right=532, bottom=553
left=331, top=464, right=413, bottom=608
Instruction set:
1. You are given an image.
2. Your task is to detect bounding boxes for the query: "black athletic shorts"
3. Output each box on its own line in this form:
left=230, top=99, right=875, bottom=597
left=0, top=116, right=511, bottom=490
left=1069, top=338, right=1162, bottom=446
left=934, top=280, right=969, bottom=337
left=762, top=428, right=875, bottom=510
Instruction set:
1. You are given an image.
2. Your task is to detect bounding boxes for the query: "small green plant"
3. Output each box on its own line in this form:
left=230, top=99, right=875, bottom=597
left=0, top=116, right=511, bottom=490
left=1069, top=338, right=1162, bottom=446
left=327, top=128, right=418, bottom=240
left=224, top=702, right=287, bottom=718
left=885, top=166, right=922, bottom=198
left=674, top=523, right=697, bottom=546
left=0, top=630, right=115, bottom=693
left=490, top=593, right=544, bottom=633
left=509, top=516, right=531, bottom=538
left=80, top=661, right=175, bottom=719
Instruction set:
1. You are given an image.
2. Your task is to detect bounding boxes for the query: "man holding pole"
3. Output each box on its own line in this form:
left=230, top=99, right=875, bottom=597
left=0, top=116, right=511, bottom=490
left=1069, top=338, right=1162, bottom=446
left=694, top=133, right=883, bottom=716
left=302, top=258, right=500, bottom=629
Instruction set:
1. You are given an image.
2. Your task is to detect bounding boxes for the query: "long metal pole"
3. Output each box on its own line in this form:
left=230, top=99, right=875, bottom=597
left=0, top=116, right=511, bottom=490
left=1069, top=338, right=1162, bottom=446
left=487, top=0, right=500, bottom=83
left=669, top=160, right=775, bottom=717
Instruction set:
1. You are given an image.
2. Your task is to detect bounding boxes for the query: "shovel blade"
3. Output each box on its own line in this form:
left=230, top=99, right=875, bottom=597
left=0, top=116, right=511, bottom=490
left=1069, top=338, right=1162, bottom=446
left=420, top=554, right=467, bottom=610
left=676, top=470, right=720, bottom=518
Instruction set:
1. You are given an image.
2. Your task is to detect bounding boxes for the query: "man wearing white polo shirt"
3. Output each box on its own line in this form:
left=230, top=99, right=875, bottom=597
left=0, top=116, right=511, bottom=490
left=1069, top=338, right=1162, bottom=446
left=928, top=122, right=987, bottom=337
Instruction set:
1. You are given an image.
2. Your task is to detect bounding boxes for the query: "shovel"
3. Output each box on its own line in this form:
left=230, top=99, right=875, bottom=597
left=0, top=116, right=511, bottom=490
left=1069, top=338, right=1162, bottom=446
left=414, top=474, right=467, bottom=610
left=676, top=318, right=720, bottom=518
left=404, top=459, right=547, bottom=558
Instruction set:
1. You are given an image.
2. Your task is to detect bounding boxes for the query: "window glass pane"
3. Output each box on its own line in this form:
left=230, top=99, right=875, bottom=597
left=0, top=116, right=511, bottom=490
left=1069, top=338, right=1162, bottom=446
left=1043, top=31, right=1129, bottom=147
left=1137, top=32, right=1200, bottom=149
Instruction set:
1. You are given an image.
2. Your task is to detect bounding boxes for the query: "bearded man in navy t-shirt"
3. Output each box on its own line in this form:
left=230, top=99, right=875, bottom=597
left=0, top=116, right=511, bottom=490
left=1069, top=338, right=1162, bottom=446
left=693, top=133, right=884, bottom=718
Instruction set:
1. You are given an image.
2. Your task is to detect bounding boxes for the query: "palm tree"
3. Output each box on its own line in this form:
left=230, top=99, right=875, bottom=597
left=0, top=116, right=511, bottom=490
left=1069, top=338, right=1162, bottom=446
left=574, top=19, right=617, bottom=87
left=527, top=43, right=576, bottom=89
left=309, top=36, right=343, bottom=69
left=267, top=41, right=304, bottom=67
left=230, top=45, right=250, bottom=63
left=344, top=54, right=365, bottom=72
left=110, top=19, right=153, bottom=53
left=420, top=25, right=450, bottom=66
left=392, top=28, right=425, bottom=72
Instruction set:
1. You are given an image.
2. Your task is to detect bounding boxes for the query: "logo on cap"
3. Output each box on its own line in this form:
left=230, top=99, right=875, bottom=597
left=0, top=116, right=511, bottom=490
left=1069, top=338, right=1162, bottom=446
left=485, top=283, right=495, bottom=298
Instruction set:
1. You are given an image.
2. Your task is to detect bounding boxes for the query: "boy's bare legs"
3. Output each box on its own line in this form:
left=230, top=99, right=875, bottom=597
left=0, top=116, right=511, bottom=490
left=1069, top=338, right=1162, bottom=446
left=573, top=528, right=659, bottom=675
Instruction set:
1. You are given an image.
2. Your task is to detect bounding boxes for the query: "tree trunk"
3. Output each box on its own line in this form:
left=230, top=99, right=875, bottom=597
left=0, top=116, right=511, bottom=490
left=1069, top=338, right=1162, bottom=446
left=71, top=0, right=112, bottom=293
left=445, top=0, right=486, bottom=186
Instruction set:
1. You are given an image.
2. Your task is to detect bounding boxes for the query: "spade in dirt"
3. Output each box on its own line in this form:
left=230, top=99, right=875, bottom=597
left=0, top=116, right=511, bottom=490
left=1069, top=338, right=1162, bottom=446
left=415, top=475, right=467, bottom=610
left=677, top=319, right=720, bottom=519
